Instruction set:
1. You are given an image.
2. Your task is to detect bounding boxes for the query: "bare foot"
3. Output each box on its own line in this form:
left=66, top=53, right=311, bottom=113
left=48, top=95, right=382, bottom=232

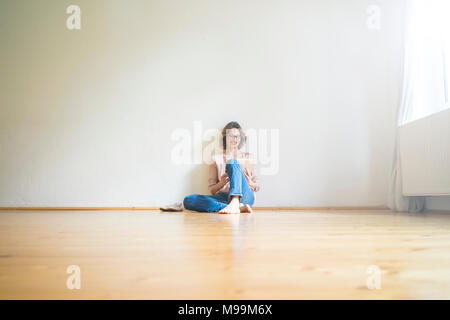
left=240, top=204, right=253, bottom=213
left=219, top=196, right=241, bottom=214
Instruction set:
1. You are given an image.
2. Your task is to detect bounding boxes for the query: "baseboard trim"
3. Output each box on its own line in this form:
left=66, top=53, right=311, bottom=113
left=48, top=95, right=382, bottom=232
left=0, top=206, right=389, bottom=211
left=255, top=206, right=389, bottom=210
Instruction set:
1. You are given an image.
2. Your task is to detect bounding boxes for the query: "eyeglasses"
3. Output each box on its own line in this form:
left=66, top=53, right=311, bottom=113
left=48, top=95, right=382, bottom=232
left=227, top=134, right=241, bottom=140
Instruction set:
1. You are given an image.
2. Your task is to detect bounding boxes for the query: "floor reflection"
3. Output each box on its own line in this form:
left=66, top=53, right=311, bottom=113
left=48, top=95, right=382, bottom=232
left=180, top=212, right=256, bottom=296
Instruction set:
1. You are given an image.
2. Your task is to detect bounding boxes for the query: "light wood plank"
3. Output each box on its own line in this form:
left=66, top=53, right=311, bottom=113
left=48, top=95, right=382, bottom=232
left=0, top=209, right=449, bottom=299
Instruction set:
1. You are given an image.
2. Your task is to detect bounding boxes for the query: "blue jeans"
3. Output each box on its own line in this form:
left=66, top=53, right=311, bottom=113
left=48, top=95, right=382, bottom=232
left=183, top=158, right=255, bottom=212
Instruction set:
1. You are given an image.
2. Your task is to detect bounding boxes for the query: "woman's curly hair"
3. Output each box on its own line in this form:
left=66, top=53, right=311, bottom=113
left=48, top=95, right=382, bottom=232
left=221, top=121, right=247, bottom=150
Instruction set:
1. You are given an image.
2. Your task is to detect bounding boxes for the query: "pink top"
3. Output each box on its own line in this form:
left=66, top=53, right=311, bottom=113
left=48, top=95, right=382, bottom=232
left=208, top=152, right=260, bottom=199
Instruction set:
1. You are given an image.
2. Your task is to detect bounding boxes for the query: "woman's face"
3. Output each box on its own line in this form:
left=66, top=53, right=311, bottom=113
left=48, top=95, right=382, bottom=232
left=226, top=128, right=241, bottom=150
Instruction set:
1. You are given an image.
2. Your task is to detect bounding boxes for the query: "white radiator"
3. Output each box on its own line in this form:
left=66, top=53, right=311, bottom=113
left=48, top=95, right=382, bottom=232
left=399, top=108, right=450, bottom=196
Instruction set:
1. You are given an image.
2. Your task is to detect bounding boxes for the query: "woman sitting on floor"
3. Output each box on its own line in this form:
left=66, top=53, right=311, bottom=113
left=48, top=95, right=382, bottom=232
left=183, top=121, right=260, bottom=214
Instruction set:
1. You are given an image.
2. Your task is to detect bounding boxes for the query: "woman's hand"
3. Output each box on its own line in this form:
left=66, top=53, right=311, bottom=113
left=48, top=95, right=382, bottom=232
left=249, top=182, right=260, bottom=192
left=210, top=173, right=229, bottom=195
left=219, top=173, right=229, bottom=187
left=245, top=168, right=260, bottom=192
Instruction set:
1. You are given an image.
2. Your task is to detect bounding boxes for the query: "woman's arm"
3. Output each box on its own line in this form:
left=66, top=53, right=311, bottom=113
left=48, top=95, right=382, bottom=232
left=243, top=155, right=260, bottom=192
left=247, top=172, right=260, bottom=192
left=208, top=162, right=229, bottom=195
left=209, top=174, right=229, bottom=195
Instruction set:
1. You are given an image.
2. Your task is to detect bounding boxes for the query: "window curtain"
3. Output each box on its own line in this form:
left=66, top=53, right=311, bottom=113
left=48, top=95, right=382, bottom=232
left=388, top=0, right=449, bottom=212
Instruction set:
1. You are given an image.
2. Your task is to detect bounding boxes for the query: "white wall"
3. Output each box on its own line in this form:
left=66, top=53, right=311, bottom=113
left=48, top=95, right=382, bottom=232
left=427, top=196, right=450, bottom=211
left=0, top=0, right=408, bottom=207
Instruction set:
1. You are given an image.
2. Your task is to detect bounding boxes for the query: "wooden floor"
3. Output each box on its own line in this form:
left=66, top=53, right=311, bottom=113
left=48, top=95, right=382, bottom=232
left=1, top=209, right=450, bottom=299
